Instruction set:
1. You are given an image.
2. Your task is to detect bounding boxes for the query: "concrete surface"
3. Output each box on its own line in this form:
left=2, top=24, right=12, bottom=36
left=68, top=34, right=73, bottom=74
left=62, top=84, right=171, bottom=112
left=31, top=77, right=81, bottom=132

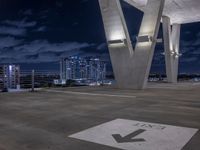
left=0, top=82, right=200, bottom=150
left=124, top=0, right=200, bottom=24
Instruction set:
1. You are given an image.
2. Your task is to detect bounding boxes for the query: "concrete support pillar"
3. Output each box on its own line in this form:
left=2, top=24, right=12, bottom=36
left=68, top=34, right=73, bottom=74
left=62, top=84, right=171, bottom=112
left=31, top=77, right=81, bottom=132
left=162, top=16, right=181, bottom=83
left=131, top=0, right=165, bottom=89
left=98, top=0, right=134, bottom=89
left=98, top=0, right=165, bottom=89
left=171, top=24, right=181, bottom=82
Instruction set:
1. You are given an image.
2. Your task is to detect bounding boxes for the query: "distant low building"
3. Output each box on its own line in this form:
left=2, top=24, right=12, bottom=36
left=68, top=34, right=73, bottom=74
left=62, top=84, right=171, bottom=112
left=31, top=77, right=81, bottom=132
left=53, top=79, right=66, bottom=85
left=0, top=65, right=20, bottom=90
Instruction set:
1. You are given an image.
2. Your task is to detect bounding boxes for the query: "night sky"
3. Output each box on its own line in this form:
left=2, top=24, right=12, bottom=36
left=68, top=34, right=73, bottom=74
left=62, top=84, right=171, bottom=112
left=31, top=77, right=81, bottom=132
left=0, top=0, right=199, bottom=74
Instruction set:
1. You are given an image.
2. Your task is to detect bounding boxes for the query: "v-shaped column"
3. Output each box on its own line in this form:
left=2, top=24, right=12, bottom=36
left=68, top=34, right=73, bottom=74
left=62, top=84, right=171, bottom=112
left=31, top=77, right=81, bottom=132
left=98, top=0, right=165, bottom=89
left=162, top=16, right=181, bottom=83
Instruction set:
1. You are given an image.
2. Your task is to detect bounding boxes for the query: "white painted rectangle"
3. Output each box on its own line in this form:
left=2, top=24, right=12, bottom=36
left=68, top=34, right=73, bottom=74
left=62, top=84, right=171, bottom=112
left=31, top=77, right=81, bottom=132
left=69, top=119, right=198, bottom=150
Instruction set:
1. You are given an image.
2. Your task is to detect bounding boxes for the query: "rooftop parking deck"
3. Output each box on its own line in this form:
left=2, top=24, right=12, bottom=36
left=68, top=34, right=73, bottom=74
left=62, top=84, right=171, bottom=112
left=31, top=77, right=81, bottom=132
left=0, top=83, right=200, bottom=150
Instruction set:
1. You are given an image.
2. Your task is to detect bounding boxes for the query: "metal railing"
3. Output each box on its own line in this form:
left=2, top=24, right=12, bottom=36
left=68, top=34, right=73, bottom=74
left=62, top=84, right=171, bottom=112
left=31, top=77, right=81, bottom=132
left=20, top=70, right=60, bottom=92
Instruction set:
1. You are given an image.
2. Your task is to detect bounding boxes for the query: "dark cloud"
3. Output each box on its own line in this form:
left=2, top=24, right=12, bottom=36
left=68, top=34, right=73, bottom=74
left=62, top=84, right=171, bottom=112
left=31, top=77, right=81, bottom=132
left=34, top=26, right=47, bottom=32
left=56, top=1, right=63, bottom=7
left=23, top=9, right=33, bottom=16
left=0, top=40, right=95, bottom=63
left=0, top=37, right=23, bottom=48
left=80, top=0, right=89, bottom=4
left=97, top=43, right=107, bottom=50
left=0, top=26, right=27, bottom=36
left=2, top=19, right=37, bottom=28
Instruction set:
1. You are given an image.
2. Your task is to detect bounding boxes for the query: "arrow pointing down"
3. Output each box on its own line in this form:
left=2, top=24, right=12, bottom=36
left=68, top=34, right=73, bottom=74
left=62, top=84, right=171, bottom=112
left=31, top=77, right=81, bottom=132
left=112, top=129, right=146, bottom=143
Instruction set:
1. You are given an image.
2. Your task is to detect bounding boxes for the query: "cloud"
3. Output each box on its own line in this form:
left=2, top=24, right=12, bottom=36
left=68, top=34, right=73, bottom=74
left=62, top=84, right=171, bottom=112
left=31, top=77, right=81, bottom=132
left=0, top=40, right=95, bottom=63
left=23, top=10, right=33, bottom=16
left=56, top=1, right=63, bottom=7
left=72, top=22, right=79, bottom=26
left=0, top=26, right=27, bottom=36
left=2, top=19, right=37, bottom=28
left=180, top=57, right=198, bottom=63
left=0, top=37, right=23, bottom=49
left=97, top=43, right=107, bottom=50
left=34, top=26, right=47, bottom=32
left=80, top=0, right=89, bottom=4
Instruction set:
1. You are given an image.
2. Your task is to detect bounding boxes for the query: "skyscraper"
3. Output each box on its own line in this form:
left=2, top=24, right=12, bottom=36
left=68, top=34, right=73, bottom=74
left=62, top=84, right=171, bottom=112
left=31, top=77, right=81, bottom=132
left=0, top=65, right=20, bottom=89
left=0, top=66, right=4, bottom=90
left=59, top=57, right=106, bottom=82
left=60, top=58, right=67, bottom=80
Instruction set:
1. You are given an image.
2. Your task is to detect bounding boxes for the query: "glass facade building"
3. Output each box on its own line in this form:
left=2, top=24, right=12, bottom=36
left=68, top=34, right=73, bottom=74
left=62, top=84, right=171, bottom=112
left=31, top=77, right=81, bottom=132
left=60, top=57, right=106, bottom=82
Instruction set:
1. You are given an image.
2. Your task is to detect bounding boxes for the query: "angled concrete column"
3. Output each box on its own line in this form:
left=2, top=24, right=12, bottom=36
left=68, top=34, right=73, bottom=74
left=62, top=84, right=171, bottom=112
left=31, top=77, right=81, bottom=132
left=131, top=0, right=165, bottom=89
left=162, top=16, right=181, bottom=83
left=171, top=24, right=181, bottom=83
left=162, top=16, right=174, bottom=82
left=98, top=0, right=165, bottom=89
left=98, top=0, right=134, bottom=88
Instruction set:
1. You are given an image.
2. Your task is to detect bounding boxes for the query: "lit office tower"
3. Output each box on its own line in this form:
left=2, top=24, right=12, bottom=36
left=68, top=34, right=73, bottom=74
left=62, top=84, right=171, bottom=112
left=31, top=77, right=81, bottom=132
left=0, top=66, right=4, bottom=89
left=88, top=58, right=106, bottom=81
left=60, top=58, right=67, bottom=80
left=1, top=65, right=20, bottom=89
left=66, top=56, right=88, bottom=80
left=60, top=57, right=107, bottom=82
left=66, top=59, right=72, bottom=80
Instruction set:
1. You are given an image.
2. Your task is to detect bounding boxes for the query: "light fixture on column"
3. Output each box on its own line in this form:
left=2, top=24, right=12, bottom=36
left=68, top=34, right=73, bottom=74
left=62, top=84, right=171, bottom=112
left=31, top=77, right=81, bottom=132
left=170, top=50, right=182, bottom=58
left=174, top=52, right=182, bottom=58
left=108, top=39, right=127, bottom=46
left=170, top=51, right=175, bottom=56
left=137, top=35, right=153, bottom=43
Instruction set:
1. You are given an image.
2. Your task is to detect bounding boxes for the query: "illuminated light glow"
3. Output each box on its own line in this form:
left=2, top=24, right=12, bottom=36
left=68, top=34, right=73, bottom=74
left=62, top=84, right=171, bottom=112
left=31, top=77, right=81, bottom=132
left=174, top=52, right=182, bottom=58
left=9, top=65, right=13, bottom=74
left=169, top=51, right=182, bottom=58
left=9, top=65, right=12, bottom=71
left=170, top=51, right=175, bottom=56
left=137, top=42, right=152, bottom=47
left=109, top=31, right=125, bottom=41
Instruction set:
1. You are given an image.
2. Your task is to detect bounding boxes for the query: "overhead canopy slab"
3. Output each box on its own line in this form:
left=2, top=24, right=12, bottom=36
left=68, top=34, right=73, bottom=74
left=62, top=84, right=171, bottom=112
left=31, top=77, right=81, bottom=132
left=124, top=0, right=200, bottom=24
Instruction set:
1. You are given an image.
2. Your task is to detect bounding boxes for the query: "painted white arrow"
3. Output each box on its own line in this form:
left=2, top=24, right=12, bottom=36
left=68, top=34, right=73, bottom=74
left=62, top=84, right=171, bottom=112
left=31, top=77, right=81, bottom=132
left=112, top=129, right=146, bottom=143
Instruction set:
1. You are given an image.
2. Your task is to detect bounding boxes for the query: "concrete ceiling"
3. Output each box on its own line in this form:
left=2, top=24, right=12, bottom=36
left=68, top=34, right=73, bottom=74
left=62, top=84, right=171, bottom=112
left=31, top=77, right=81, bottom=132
left=123, top=0, right=200, bottom=24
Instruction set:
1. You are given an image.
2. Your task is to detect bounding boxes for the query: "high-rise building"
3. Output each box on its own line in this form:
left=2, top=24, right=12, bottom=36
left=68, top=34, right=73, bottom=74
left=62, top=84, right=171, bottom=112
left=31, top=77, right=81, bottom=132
left=0, top=65, right=20, bottom=89
left=88, top=58, right=106, bottom=81
left=60, top=58, right=67, bottom=80
left=0, top=66, right=4, bottom=90
left=59, top=57, right=106, bottom=82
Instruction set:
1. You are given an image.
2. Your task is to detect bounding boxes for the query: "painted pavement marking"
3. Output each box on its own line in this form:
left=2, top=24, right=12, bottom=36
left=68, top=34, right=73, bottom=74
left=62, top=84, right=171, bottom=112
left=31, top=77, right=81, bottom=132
left=44, top=89, right=137, bottom=98
left=69, top=119, right=198, bottom=150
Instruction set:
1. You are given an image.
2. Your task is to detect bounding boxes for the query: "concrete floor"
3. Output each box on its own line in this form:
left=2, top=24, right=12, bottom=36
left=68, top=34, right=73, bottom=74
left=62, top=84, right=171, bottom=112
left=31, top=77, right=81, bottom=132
left=0, top=83, right=200, bottom=150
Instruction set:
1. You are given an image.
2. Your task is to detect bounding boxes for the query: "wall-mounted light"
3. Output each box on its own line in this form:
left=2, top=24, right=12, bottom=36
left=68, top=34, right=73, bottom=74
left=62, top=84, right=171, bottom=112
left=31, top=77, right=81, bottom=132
left=170, top=51, right=175, bottom=56
left=174, top=52, right=182, bottom=58
left=108, top=39, right=126, bottom=46
left=170, top=51, right=182, bottom=58
left=137, top=35, right=153, bottom=43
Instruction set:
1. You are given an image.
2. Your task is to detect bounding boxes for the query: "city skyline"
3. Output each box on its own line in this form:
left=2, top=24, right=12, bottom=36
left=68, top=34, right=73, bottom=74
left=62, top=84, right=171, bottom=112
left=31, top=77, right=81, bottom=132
left=0, top=0, right=199, bottom=74
left=60, top=56, right=106, bottom=81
